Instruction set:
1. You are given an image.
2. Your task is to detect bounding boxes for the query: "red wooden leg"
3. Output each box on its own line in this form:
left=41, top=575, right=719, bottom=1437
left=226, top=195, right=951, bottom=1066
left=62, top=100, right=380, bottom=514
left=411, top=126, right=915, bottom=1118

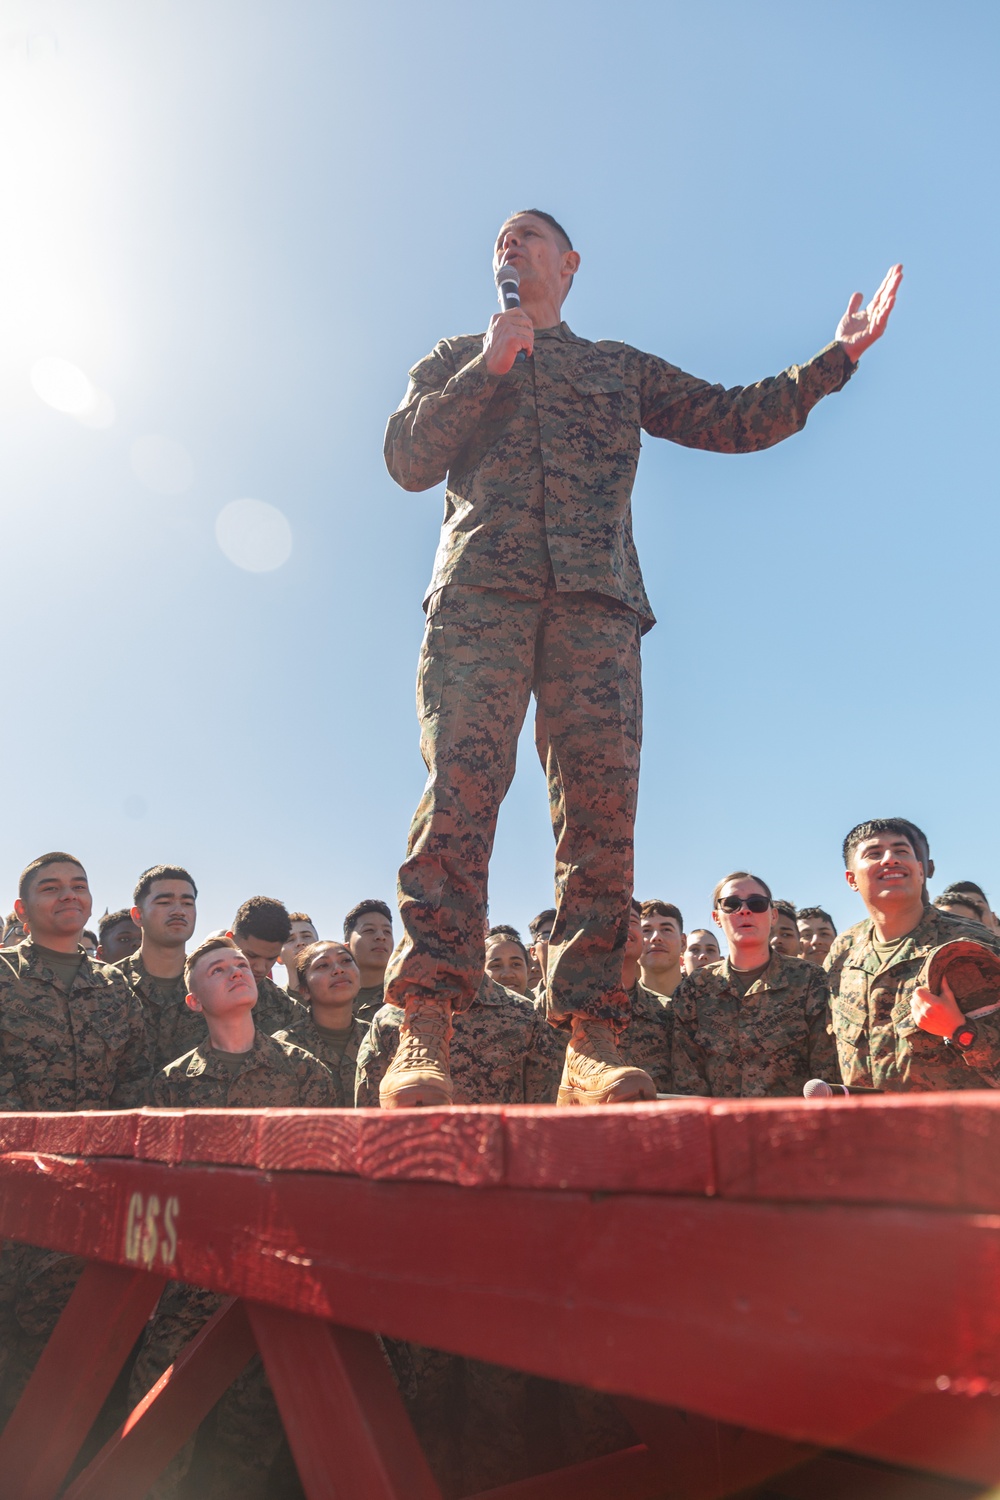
left=0, top=1260, right=166, bottom=1500
left=616, top=1397, right=817, bottom=1499
left=63, top=1296, right=257, bottom=1500
left=246, top=1303, right=442, bottom=1500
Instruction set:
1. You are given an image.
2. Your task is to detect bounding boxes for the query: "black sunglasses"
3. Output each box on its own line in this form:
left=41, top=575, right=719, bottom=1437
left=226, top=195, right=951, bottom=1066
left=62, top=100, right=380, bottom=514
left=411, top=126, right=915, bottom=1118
left=717, top=895, right=771, bottom=914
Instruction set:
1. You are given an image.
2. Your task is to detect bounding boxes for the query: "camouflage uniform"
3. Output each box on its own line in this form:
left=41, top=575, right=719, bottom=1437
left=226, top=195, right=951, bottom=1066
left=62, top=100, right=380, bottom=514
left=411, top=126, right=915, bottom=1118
left=272, top=1010, right=368, bottom=1108
left=825, top=905, right=1000, bottom=1090
left=0, top=939, right=152, bottom=1422
left=132, top=1032, right=336, bottom=1498
left=118, top=952, right=301, bottom=1070
left=621, top=981, right=674, bottom=1094
left=354, top=982, right=385, bottom=1026
left=671, top=951, right=838, bottom=1097
left=384, top=323, right=855, bottom=1026
left=356, top=974, right=564, bottom=1107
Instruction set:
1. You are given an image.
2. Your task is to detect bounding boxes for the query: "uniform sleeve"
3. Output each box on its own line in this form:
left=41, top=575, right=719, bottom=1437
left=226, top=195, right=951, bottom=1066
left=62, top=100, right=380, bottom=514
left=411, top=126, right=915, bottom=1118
left=524, top=1007, right=566, bottom=1104
left=384, top=342, right=507, bottom=492
left=804, top=969, right=841, bottom=1084
left=637, top=342, right=854, bottom=454
left=355, top=1014, right=396, bottom=1107
left=668, top=979, right=711, bottom=1097
left=110, top=984, right=156, bottom=1108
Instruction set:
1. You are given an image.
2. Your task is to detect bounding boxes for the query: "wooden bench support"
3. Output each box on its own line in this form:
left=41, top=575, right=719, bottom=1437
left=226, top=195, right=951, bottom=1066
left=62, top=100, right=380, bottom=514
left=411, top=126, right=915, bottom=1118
left=0, top=1260, right=166, bottom=1500
left=63, top=1297, right=256, bottom=1500
left=247, top=1303, right=442, bottom=1500
left=617, top=1396, right=817, bottom=1498
left=468, top=1442, right=662, bottom=1500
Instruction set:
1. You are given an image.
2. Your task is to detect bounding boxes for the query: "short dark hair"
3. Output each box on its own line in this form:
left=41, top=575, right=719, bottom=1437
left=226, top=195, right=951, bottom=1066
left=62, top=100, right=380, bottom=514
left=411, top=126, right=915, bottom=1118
left=640, top=899, right=684, bottom=930
left=507, top=208, right=573, bottom=252
left=943, top=881, right=989, bottom=903
left=797, top=906, right=836, bottom=935
left=935, top=892, right=988, bottom=923
left=82, top=929, right=98, bottom=947
left=133, top=865, right=198, bottom=906
left=184, top=935, right=239, bottom=993
left=233, top=896, right=291, bottom=945
left=773, top=900, right=797, bottom=924
left=343, top=899, right=392, bottom=940
left=98, top=908, right=136, bottom=944
left=528, top=908, right=557, bottom=939
left=486, top=925, right=528, bottom=964
left=295, top=939, right=356, bottom=992
left=842, top=819, right=927, bottom=868
left=712, top=871, right=773, bottom=907
left=18, top=852, right=86, bottom=902
left=288, top=911, right=315, bottom=926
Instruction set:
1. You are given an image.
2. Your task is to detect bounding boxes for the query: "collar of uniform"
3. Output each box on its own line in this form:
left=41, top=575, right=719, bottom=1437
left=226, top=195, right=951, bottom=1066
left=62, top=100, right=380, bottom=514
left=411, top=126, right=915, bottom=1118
left=188, top=1029, right=267, bottom=1078
left=20, top=936, right=99, bottom=987
left=533, top=321, right=576, bottom=343
left=719, top=950, right=787, bottom=994
left=847, top=905, right=943, bottom=974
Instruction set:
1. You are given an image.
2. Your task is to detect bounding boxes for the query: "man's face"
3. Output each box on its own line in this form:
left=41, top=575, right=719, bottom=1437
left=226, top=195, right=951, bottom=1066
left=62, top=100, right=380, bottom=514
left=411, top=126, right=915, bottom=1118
left=797, top=917, right=836, bottom=965
left=303, top=943, right=360, bottom=1008
left=771, top=912, right=800, bottom=957
left=233, top=932, right=284, bottom=982
left=134, top=880, right=197, bottom=949
left=623, top=910, right=644, bottom=964
left=846, top=835, right=924, bottom=908
left=100, top=917, right=141, bottom=964
left=17, top=862, right=92, bottom=942
left=640, top=912, right=684, bottom=973
left=349, top=913, right=393, bottom=978
left=188, top=947, right=257, bottom=1017
left=530, top=922, right=554, bottom=983
left=712, top=880, right=774, bottom=951
left=484, top=939, right=529, bottom=995
left=683, top=929, right=721, bottom=973
left=281, top=920, right=318, bottom=977
left=493, top=214, right=575, bottom=304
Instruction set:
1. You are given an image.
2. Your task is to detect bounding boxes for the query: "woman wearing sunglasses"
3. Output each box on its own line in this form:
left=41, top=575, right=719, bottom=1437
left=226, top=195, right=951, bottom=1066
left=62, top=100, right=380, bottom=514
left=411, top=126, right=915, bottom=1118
left=671, top=871, right=840, bottom=1096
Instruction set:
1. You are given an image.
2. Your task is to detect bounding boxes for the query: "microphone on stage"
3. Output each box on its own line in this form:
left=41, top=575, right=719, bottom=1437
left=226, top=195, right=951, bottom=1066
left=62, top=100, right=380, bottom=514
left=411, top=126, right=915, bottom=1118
left=495, top=260, right=527, bottom=362
left=803, top=1079, right=882, bottom=1098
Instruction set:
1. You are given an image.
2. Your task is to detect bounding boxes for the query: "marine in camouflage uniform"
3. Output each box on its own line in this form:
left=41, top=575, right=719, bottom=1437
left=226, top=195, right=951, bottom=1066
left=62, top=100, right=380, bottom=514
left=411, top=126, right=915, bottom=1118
left=272, top=1008, right=368, bottom=1108
left=0, top=938, right=152, bottom=1422
left=671, top=950, right=838, bottom=1097
left=825, top=904, right=1000, bottom=1090
left=354, top=982, right=385, bottom=1026
left=132, top=1030, right=335, bottom=1499
left=382, top=211, right=858, bottom=1104
left=620, top=979, right=674, bottom=1095
left=356, top=973, right=565, bottom=1107
left=118, top=950, right=301, bottom=1070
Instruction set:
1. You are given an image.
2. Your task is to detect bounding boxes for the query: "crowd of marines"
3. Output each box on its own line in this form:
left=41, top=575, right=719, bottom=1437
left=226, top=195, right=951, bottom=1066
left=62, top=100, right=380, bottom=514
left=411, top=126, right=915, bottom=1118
left=1, top=812, right=998, bottom=1496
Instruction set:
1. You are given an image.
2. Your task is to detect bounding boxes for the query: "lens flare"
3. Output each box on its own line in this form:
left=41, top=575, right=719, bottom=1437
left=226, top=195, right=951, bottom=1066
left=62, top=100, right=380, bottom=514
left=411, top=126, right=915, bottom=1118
left=215, top=498, right=292, bottom=573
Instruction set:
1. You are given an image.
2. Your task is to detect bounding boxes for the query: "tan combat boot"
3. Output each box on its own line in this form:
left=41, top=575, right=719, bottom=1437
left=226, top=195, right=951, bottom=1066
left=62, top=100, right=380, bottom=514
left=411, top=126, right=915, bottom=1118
left=557, top=1014, right=656, bottom=1106
left=379, top=996, right=454, bottom=1108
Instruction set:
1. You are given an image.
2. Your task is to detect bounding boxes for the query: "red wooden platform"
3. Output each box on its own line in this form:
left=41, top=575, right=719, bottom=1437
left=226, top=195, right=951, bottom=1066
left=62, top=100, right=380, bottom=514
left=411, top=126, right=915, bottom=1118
left=2, top=1096, right=1000, bottom=1499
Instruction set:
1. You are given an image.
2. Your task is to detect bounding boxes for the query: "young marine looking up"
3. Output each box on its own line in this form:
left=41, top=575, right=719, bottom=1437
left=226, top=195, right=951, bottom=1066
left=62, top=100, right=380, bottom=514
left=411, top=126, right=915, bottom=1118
left=273, top=941, right=368, bottom=1107
left=826, top=820, right=1000, bottom=1091
left=280, top=911, right=318, bottom=1000
left=484, top=925, right=531, bottom=995
left=638, top=900, right=685, bottom=998
left=671, top=872, right=838, bottom=1097
left=796, top=907, right=837, bottom=967
left=228, top=896, right=301, bottom=1034
left=527, top=907, right=556, bottom=994
left=934, top=882, right=997, bottom=931
left=344, top=898, right=394, bottom=1023
left=682, top=928, right=721, bottom=974
left=770, top=900, right=800, bottom=958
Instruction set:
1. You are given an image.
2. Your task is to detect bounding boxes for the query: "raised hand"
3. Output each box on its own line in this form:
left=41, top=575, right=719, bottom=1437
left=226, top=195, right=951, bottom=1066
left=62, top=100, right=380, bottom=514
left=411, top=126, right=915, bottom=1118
left=483, top=309, right=534, bottom=376
left=836, top=263, right=903, bottom=363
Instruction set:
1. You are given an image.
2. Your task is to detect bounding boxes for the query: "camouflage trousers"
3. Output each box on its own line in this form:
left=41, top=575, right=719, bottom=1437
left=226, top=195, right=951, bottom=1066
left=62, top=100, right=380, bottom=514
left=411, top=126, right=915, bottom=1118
left=386, top=586, right=641, bottom=1024
left=129, top=1282, right=283, bottom=1500
left=0, top=1242, right=85, bottom=1427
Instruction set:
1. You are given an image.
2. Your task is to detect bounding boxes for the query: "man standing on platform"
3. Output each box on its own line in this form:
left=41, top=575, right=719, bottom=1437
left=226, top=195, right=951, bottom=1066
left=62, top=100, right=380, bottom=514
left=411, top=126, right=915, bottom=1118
left=380, top=207, right=901, bottom=1108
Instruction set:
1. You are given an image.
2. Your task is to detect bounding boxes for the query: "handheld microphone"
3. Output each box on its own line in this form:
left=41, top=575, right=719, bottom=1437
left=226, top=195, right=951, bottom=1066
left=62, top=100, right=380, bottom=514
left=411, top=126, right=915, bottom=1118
left=494, top=261, right=527, bottom=363
left=803, top=1079, right=882, bottom=1098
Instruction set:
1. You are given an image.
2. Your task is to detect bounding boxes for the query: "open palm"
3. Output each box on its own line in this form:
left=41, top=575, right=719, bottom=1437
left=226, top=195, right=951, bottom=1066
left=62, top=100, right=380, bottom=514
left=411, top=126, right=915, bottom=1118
left=837, top=264, right=903, bottom=362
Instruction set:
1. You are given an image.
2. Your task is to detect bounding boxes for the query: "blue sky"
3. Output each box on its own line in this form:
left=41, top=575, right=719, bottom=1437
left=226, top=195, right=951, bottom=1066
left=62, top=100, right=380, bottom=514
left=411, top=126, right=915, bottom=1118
left=1, top=0, right=997, bottom=952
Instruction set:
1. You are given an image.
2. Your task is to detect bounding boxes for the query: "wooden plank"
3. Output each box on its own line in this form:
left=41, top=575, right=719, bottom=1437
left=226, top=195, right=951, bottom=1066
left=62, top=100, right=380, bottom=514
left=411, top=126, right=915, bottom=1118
left=0, top=1261, right=166, bottom=1500
left=357, top=1107, right=505, bottom=1186
left=502, top=1103, right=714, bottom=1194
left=469, top=1444, right=661, bottom=1500
left=710, top=1094, right=1000, bottom=1213
left=247, top=1304, right=441, bottom=1500
left=616, top=1398, right=817, bottom=1499
left=63, top=1298, right=258, bottom=1500
left=4, top=1153, right=1000, bottom=1483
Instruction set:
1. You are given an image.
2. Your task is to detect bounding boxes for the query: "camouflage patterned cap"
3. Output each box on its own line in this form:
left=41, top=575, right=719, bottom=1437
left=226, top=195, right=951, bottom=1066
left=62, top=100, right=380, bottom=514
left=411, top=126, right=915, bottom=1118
left=921, top=941, right=1000, bottom=1019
